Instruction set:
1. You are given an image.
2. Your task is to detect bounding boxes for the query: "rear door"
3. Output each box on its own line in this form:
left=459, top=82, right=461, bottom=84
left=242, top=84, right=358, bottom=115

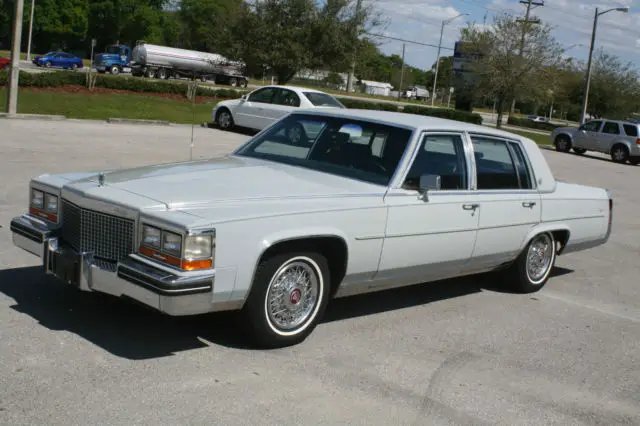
left=595, top=121, right=622, bottom=153
left=265, top=88, right=301, bottom=125
left=463, top=134, right=541, bottom=272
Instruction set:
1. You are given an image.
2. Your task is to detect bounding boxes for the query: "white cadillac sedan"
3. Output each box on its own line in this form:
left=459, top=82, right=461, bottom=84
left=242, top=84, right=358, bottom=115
left=212, top=85, right=345, bottom=138
left=10, top=109, right=613, bottom=348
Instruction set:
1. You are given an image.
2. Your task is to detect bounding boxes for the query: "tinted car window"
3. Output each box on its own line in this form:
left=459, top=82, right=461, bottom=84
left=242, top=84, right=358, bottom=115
left=581, top=120, right=602, bottom=132
left=235, top=114, right=412, bottom=186
left=623, top=124, right=638, bottom=137
left=602, top=122, right=620, bottom=134
left=471, top=137, right=522, bottom=190
left=403, top=134, right=467, bottom=191
left=274, top=89, right=301, bottom=107
left=303, top=92, right=345, bottom=108
left=248, top=87, right=277, bottom=104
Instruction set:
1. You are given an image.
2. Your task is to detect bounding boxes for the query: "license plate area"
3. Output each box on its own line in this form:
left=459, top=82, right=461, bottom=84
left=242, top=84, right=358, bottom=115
left=50, top=247, right=81, bottom=287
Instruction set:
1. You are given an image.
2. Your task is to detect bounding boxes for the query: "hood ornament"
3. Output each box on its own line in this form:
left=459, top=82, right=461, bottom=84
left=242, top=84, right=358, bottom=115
left=98, top=172, right=105, bottom=187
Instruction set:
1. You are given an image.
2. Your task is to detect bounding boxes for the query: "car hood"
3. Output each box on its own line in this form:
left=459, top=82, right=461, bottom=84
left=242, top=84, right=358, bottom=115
left=59, top=155, right=383, bottom=211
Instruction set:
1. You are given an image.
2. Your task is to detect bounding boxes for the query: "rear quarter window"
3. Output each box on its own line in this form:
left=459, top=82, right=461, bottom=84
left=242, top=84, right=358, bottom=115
left=303, top=92, right=345, bottom=108
left=623, top=124, right=638, bottom=137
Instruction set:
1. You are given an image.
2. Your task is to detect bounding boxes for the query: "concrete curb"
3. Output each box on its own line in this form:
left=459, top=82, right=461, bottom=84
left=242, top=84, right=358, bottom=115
left=106, top=118, right=171, bottom=126
left=0, top=113, right=67, bottom=120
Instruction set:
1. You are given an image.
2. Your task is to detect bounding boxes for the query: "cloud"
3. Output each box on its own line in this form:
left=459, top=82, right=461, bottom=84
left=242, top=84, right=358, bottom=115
left=362, top=0, right=640, bottom=76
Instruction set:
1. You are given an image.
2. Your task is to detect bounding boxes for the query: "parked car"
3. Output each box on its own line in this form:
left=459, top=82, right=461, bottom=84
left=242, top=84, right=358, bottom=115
left=0, top=56, right=10, bottom=70
left=527, top=115, right=548, bottom=123
left=33, top=51, right=84, bottom=70
left=10, top=109, right=613, bottom=348
left=552, top=119, right=640, bottom=165
left=213, top=85, right=345, bottom=139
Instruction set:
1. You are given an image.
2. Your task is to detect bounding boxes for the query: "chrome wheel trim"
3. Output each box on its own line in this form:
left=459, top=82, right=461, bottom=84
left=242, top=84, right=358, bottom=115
left=613, top=147, right=626, bottom=161
left=218, top=111, right=232, bottom=128
left=264, top=256, right=323, bottom=337
left=526, top=233, right=555, bottom=285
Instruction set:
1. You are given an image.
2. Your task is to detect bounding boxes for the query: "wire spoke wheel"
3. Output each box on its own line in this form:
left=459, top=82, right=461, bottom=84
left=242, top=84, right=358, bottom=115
left=526, top=234, right=554, bottom=284
left=265, top=258, right=320, bottom=333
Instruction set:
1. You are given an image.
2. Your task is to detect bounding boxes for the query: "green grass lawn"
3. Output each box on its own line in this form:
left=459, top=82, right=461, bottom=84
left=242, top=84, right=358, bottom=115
left=0, top=88, right=217, bottom=124
left=498, top=127, right=552, bottom=145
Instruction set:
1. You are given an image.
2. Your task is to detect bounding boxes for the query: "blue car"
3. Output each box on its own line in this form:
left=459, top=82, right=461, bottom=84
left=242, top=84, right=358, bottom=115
left=33, top=51, right=84, bottom=70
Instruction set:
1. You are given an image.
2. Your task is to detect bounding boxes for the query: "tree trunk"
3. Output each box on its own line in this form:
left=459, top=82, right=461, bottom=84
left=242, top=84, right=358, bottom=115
left=496, top=96, right=506, bottom=129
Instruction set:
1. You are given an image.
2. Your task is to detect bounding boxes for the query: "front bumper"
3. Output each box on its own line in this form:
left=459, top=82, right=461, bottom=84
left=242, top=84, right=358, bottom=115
left=10, top=214, right=219, bottom=316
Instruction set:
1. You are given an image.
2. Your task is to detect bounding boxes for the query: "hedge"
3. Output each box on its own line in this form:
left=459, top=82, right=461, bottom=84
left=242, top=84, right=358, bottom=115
left=337, top=97, right=400, bottom=111
left=0, top=70, right=249, bottom=99
left=507, top=116, right=565, bottom=131
left=337, top=97, right=483, bottom=125
left=402, top=105, right=483, bottom=125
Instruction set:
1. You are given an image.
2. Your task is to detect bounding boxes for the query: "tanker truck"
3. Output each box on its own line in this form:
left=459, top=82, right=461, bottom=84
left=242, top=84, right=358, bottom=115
left=95, top=42, right=249, bottom=87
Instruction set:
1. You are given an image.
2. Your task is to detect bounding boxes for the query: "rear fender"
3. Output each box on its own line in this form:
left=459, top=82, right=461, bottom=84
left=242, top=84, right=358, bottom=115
left=520, top=224, right=571, bottom=254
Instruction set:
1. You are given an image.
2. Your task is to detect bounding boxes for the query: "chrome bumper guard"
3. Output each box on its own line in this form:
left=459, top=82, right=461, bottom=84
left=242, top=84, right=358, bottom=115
left=10, top=215, right=216, bottom=316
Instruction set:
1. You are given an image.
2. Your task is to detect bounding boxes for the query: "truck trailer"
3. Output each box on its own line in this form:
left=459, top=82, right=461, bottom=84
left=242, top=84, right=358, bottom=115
left=131, top=42, right=248, bottom=87
left=94, top=42, right=249, bottom=87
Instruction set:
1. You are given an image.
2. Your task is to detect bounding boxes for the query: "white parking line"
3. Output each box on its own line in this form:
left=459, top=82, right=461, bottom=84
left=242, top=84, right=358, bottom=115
left=539, top=290, right=640, bottom=323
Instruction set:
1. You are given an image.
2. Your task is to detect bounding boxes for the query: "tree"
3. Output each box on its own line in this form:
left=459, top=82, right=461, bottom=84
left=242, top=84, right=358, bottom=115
left=231, top=0, right=382, bottom=84
left=179, top=0, right=243, bottom=52
left=460, top=13, right=563, bottom=128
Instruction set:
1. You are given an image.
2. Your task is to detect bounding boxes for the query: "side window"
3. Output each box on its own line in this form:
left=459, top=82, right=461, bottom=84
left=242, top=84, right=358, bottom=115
left=274, top=89, right=301, bottom=107
left=507, top=142, right=533, bottom=189
left=403, top=134, right=467, bottom=191
left=581, top=120, right=602, bottom=132
left=623, top=124, right=638, bottom=137
left=248, top=87, right=277, bottom=104
left=602, top=122, right=620, bottom=134
left=471, top=136, right=525, bottom=190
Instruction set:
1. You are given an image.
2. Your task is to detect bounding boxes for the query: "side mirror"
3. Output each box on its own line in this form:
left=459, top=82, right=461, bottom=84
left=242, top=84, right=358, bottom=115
left=240, top=95, right=247, bottom=101
left=418, top=174, right=441, bottom=201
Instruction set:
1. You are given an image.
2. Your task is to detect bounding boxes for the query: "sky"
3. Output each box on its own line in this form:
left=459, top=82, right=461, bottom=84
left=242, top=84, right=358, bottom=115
left=366, top=0, right=639, bottom=72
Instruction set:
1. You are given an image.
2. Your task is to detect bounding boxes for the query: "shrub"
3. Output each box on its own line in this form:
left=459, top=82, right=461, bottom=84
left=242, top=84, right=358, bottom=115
left=0, top=70, right=249, bottom=99
left=337, top=97, right=400, bottom=112
left=507, top=116, right=565, bottom=131
left=402, top=105, right=483, bottom=125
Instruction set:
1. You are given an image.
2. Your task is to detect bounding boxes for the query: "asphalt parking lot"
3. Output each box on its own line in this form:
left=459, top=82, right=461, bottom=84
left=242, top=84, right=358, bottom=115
left=1, top=118, right=639, bottom=425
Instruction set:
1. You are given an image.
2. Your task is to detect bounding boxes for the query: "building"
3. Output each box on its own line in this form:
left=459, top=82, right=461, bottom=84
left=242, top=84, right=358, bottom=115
left=359, top=80, right=394, bottom=97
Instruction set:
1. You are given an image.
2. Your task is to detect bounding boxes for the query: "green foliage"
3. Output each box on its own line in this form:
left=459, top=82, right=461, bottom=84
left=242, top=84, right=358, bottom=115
left=0, top=69, right=248, bottom=98
left=403, top=105, right=483, bottom=125
left=337, top=97, right=399, bottom=111
left=507, top=116, right=564, bottom=131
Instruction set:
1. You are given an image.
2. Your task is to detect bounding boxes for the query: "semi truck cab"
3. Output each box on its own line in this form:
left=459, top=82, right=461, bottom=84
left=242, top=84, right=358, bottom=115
left=94, top=45, right=131, bottom=75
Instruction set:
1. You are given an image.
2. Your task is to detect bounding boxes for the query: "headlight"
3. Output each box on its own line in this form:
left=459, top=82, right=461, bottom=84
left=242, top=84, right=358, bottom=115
left=31, top=189, right=44, bottom=209
left=142, top=225, right=161, bottom=249
left=184, top=235, right=213, bottom=259
left=45, top=193, right=58, bottom=212
left=162, top=231, right=182, bottom=257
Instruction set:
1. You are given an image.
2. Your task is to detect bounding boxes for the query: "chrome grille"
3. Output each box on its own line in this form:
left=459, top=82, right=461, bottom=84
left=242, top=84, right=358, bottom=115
left=60, top=199, right=135, bottom=262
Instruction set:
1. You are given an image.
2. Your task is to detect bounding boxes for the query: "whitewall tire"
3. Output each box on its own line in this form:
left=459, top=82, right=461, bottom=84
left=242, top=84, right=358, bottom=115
left=507, top=232, right=556, bottom=293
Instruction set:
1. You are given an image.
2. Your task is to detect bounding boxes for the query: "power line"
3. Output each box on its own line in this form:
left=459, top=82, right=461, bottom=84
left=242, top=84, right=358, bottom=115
left=364, top=32, right=455, bottom=50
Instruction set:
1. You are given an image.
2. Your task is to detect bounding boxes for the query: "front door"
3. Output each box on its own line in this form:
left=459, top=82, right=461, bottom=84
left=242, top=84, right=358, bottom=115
left=374, top=132, right=479, bottom=287
left=233, top=86, right=278, bottom=130
left=464, top=134, right=541, bottom=272
left=573, top=120, right=603, bottom=150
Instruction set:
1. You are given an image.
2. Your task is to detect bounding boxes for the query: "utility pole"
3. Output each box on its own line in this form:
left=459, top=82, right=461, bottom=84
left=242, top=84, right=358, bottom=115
left=431, top=13, right=467, bottom=107
left=346, top=0, right=363, bottom=93
left=510, top=0, right=543, bottom=114
left=26, top=0, right=35, bottom=62
left=397, top=43, right=405, bottom=101
left=6, top=0, right=25, bottom=115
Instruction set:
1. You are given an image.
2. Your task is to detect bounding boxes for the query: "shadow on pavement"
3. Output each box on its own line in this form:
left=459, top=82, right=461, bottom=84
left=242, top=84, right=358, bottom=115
left=0, top=265, right=574, bottom=359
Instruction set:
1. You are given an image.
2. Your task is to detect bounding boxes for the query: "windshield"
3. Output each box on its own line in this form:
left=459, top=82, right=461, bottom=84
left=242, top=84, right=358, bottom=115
left=105, top=46, right=122, bottom=54
left=302, top=92, right=345, bottom=108
left=234, top=113, right=413, bottom=186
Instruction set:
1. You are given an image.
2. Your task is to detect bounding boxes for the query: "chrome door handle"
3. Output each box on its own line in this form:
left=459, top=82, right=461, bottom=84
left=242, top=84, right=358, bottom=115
left=462, top=204, right=479, bottom=210
left=522, top=201, right=536, bottom=208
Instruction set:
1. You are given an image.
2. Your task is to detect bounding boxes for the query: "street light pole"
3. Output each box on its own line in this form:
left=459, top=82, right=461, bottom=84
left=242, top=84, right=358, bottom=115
left=579, top=6, right=629, bottom=124
left=26, top=0, right=35, bottom=62
left=431, top=13, right=467, bottom=107
left=5, top=0, right=25, bottom=115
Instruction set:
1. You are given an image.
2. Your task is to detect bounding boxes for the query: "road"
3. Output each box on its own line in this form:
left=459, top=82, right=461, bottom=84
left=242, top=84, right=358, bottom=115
left=0, top=118, right=638, bottom=425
